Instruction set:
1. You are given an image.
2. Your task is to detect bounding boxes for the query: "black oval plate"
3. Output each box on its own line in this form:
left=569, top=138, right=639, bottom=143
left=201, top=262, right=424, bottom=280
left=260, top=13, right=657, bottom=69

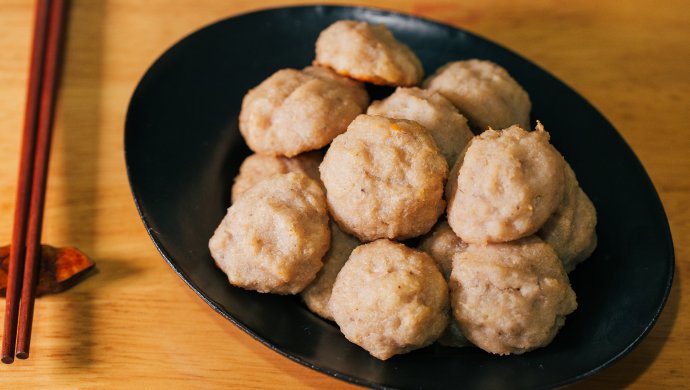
left=124, top=5, right=674, bottom=389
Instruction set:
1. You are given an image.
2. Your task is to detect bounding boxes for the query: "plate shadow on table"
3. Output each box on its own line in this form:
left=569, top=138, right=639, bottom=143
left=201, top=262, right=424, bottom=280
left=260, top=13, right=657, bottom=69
left=194, top=285, right=345, bottom=388
left=567, top=264, right=680, bottom=388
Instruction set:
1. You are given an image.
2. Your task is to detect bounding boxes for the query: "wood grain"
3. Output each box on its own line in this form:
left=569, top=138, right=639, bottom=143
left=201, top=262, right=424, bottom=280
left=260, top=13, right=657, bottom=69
left=0, top=0, right=688, bottom=388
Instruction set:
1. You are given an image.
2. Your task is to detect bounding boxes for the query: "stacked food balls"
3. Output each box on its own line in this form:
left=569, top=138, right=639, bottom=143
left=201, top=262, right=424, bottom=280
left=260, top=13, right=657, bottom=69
left=209, top=19, right=597, bottom=360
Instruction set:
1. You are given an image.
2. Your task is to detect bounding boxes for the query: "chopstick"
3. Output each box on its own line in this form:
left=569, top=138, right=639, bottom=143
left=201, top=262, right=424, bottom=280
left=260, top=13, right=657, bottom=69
left=1, top=0, right=68, bottom=364
left=1, top=0, right=51, bottom=365
left=16, top=0, right=68, bottom=360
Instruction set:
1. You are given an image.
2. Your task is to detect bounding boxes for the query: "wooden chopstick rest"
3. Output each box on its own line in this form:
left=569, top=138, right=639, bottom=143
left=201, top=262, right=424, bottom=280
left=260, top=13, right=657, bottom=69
left=0, top=245, right=95, bottom=297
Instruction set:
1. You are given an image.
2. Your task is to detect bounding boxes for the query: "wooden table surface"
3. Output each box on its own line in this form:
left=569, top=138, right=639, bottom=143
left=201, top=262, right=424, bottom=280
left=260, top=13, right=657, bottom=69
left=0, top=0, right=688, bottom=388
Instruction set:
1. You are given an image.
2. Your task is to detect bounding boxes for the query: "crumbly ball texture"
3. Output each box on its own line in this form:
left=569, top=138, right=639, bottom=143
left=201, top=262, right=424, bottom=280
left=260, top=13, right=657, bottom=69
left=447, top=124, right=565, bottom=243
left=449, top=236, right=577, bottom=355
left=417, top=219, right=470, bottom=347
left=418, top=219, right=468, bottom=279
left=320, top=114, right=448, bottom=241
left=367, top=87, right=474, bottom=166
left=208, top=173, right=330, bottom=294
left=423, top=59, right=531, bottom=131
left=239, top=67, right=369, bottom=157
left=329, top=239, right=449, bottom=360
left=539, top=162, right=597, bottom=272
left=314, top=20, right=423, bottom=86
left=301, top=222, right=360, bottom=321
left=231, top=152, right=323, bottom=203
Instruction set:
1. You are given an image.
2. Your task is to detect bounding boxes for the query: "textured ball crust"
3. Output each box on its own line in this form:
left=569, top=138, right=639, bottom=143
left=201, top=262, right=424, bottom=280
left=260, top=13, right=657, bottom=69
left=320, top=114, right=448, bottom=241
left=301, top=222, right=360, bottom=321
left=449, top=236, right=577, bottom=355
left=418, top=219, right=468, bottom=279
left=231, top=152, right=322, bottom=203
left=367, top=87, right=474, bottom=166
left=314, top=20, right=423, bottom=86
left=239, top=66, right=369, bottom=157
left=446, top=124, right=565, bottom=243
left=539, top=162, right=598, bottom=272
left=417, top=219, right=470, bottom=347
left=329, top=239, right=449, bottom=360
left=208, top=172, right=330, bottom=294
left=423, top=60, right=531, bottom=131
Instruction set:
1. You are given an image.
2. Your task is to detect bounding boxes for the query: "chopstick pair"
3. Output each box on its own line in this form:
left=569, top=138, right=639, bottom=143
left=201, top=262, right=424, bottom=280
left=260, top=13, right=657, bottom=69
left=2, top=0, right=68, bottom=364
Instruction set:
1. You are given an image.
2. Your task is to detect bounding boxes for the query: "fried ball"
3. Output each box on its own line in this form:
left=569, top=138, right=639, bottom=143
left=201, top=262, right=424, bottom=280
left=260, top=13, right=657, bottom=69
left=423, top=59, right=531, bottom=131
left=329, top=239, right=449, bottom=360
left=417, top=219, right=470, bottom=347
left=231, top=152, right=322, bottom=203
left=301, top=222, right=360, bottom=321
left=320, top=114, right=448, bottom=241
left=418, top=219, right=467, bottom=279
left=446, top=123, right=565, bottom=243
left=208, top=172, right=330, bottom=294
left=239, top=66, right=369, bottom=157
left=539, top=162, right=597, bottom=272
left=314, top=20, right=423, bottom=86
left=449, top=236, right=577, bottom=355
left=367, top=87, right=474, bottom=166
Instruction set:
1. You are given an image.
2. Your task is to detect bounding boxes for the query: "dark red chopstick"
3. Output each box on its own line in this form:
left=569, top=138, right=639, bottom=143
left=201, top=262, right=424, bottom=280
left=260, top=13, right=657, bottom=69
left=16, top=0, right=68, bottom=360
left=2, top=0, right=52, bottom=365
left=2, top=0, right=67, bottom=364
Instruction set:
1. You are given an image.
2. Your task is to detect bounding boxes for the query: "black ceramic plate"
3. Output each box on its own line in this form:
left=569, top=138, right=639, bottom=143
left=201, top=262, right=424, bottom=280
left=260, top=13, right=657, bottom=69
left=125, top=5, right=674, bottom=389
